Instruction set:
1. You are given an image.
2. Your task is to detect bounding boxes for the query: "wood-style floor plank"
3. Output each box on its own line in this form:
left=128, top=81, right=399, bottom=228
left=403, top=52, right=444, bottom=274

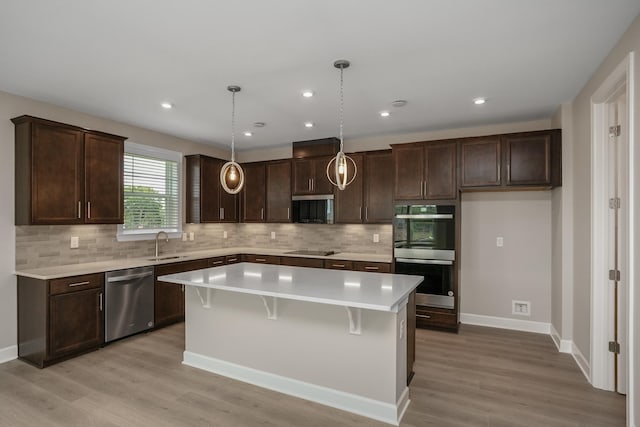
left=0, top=323, right=625, bottom=426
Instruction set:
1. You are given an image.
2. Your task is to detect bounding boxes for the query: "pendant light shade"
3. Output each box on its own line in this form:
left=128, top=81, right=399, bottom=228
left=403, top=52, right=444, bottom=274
left=220, top=85, right=245, bottom=194
left=327, top=59, right=357, bottom=190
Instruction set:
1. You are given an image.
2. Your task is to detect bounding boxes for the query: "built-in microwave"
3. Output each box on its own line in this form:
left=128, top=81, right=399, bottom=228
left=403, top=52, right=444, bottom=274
left=291, top=195, right=334, bottom=224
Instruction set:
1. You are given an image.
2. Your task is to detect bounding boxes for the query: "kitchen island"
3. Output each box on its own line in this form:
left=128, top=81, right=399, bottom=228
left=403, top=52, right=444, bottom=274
left=159, top=263, right=422, bottom=425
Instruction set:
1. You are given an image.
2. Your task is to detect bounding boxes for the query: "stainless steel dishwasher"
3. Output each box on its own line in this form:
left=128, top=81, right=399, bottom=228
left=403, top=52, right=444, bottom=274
left=104, top=266, right=154, bottom=342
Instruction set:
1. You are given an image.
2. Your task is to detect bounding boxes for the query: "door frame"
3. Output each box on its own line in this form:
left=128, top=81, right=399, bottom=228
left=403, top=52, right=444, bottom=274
left=590, top=51, right=634, bottom=420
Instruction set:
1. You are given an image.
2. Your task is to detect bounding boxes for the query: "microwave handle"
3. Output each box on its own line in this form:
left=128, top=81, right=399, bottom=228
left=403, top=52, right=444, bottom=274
left=394, top=214, right=453, bottom=220
left=395, top=258, right=453, bottom=265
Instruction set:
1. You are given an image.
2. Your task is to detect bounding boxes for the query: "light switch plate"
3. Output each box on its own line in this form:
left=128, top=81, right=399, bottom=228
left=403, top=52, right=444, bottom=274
left=496, top=237, right=504, bottom=247
left=223, top=231, right=228, bottom=239
left=181, top=232, right=187, bottom=242
left=70, top=236, right=79, bottom=249
left=189, top=232, right=195, bottom=241
left=373, top=233, right=380, bottom=243
left=271, top=231, right=276, bottom=240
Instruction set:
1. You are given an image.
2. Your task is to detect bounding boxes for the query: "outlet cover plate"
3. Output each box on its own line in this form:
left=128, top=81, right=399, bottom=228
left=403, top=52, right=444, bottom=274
left=512, top=300, right=531, bottom=316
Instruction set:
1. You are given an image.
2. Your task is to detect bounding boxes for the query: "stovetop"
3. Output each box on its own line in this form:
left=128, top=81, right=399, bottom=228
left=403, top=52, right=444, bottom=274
left=284, top=250, right=337, bottom=256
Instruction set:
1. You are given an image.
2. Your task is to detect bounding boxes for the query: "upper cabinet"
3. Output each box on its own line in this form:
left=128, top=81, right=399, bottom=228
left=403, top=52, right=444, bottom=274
left=185, top=154, right=239, bottom=223
left=459, top=130, right=561, bottom=189
left=292, top=156, right=334, bottom=195
left=13, top=115, right=125, bottom=225
left=335, top=150, right=393, bottom=224
left=266, top=160, right=292, bottom=222
left=241, top=162, right=267, bottom=222
left=393, top=140, right=457, bottom=201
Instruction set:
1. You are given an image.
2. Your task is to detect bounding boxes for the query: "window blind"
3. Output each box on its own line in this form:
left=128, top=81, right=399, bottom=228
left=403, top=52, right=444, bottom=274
left=122, top=152, right=180, bottom=233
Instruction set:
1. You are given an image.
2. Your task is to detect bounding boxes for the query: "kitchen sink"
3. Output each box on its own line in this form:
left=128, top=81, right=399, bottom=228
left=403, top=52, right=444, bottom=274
left=146, top=255, right=185, bottom=261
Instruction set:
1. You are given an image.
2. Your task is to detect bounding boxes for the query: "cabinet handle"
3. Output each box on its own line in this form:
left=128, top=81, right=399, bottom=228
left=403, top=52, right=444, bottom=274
left=312, top=178, right=314, bottom=191
left=182, top=285, right=185, bottom=293
left=287, top=207, right=290, bottom=220
left=220, top=207, right=224, bottom=220
left=228, top=258, right=237, bottom=262
left=69, top=281, right=91, bottom=287
left=365, top=207, right=368, bottom=221
left=212, top=260, right=224, bottom=265
left=364, top=266, right=379, bottom=270
left=78, top=201, right=81, bottom=219
left=416, top=314, right=432, bottom=319
left=255, top=258, right=266, bottom=262
left=333, top=264, right=345, bottom=268
left=261, top=208, right=264, bottom=220
left=359, top=207, right=362, bottom=220
left=308, top=178, right=312, bottom=191
left=87, top=201, right=91, bottom=219
left=99, top=292, right=103, bottom=312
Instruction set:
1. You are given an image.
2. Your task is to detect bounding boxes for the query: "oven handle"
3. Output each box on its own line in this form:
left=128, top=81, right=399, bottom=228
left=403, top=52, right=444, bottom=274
left=394, top=214, right=453, bottom=219
left=395, top=258, right=453, bottom=265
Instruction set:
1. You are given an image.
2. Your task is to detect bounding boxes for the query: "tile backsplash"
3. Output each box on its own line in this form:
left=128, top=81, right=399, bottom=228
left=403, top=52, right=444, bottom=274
left=16, top=223, right=392, bottom=269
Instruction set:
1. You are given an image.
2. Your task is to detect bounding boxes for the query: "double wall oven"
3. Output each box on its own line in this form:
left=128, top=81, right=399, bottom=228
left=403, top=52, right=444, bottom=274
left=393, top=205, right=456, bottom=310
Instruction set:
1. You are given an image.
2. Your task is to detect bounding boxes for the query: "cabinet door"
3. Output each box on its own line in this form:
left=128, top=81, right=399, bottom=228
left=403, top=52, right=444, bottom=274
left=335, top=153, right=364, bottom=223
left=49, top=288, right=102, bottom=359
left=280, top=257, right=324, bottom=268
left=85, top=133, right=124, bottom=223
left=365, top=151, right=393, bottom=223
left=425, top=141, right=457, bottom=199
left=312, top=156, right=334, bottom=194
left=459, top=138, right=501, bottom=187
left=219, top=185, right=239, bottom=222
left=31, top=122, right=84, bottom=224
left=266, top=160, right=291, bottom=222
left=242, top=163, right=266, bottom=222
left=292, top=158, right=315, bottom=195
left=503, top=134, right=551, bottom=185
left=393, top=144, right=424, bottom=200
left=155, top=259, right=209, bottom=328
left=199, top=156, right=222, bottom=222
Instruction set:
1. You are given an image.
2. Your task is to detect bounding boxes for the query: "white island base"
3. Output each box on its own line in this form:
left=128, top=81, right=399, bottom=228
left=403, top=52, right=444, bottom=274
left=160, top=263, right=422, bottom=426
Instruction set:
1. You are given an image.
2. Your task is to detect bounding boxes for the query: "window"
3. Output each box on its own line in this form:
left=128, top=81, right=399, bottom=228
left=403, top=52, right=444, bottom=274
left=117, top=142, right=182, bottom=241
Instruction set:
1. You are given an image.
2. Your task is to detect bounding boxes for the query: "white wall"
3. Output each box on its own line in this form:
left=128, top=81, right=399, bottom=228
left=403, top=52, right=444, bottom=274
left=460, top=192, right=552, bottom=325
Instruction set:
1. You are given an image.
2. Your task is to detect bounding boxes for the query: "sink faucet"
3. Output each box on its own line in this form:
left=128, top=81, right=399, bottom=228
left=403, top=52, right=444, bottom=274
left=155, top=231, right=169, bottom=258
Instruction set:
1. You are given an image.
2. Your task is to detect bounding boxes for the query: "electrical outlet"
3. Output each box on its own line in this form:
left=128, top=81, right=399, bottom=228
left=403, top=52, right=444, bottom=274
left=373, top=233, right=380, bottom=243
left=223, top=231, right=228, bottom=239
left=400, top=319, right=405, bottom=339
left=189, top=232, right=195, bottom=241
left=70, top=236, right=79, bottom=249
left=271, top=231, right=276, bottom=240
left=181, top=232, right=187, bottom=242
left=496, top=237, right=504, bottom=247
left=512, top=300, right=531, bottom=316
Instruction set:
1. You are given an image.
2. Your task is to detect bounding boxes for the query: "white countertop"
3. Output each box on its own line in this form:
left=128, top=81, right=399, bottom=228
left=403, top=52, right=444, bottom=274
left=159, top=262, right=422, bottom=313
left=15, top=247, right=392, bottom=280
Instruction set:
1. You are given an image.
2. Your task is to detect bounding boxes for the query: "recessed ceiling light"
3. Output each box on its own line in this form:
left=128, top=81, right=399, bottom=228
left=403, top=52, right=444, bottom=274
left=161, top=102, right=173, bottom=109
left=253, top=122, right=266, bottom=128
left=302, top=90, right=314, bottom=98
left=244, top=131, right=252, bottom=137
left=304, top=122, right=314, bottom=128
left=473, top=98, right=486, bottom=105
left=380, top=111, right=390, bottom=117
left=391, top=100, right=407, bottom=107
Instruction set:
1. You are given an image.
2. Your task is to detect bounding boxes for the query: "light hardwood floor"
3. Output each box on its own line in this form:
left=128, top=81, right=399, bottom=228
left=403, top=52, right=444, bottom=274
left=0, top=324, right=625, bottom=427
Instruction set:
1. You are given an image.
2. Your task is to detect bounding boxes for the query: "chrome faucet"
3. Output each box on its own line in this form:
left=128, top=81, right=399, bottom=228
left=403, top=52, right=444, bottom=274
left=155, top=231, right=169, bottom=258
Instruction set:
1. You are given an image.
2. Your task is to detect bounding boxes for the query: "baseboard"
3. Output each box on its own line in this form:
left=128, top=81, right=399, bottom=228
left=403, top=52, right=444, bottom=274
left=0, top=345, right=17, bottom=364
left=571, top=342, right=590, bottom=382
left=460, top=313, right=551, bottom=334
left=183, top=351, right=408, bottom=426
left=550, top=324, right=573, bottom=353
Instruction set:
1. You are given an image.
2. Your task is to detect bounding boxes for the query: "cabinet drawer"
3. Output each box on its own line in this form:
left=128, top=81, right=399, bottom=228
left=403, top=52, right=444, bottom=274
left=352, top=261, right=391, bottom=273
left=324, top=260, right=353, bottom=270
left=50, top=273, right=103, bottom=296
left=245, top=254, right=281, bottom=265
left=415, top=307, right=458, bottom=330
left=226, top=255, right=242, bottom=264
left=280, top=257, right=325, bottom=268
left=208, top=256, right=226, bottom=267
left=155, top=259, right=209, bottom=276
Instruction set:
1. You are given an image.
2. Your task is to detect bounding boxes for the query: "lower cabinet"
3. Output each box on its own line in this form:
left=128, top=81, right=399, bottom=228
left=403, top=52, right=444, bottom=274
left=415, top=306, right=458, bottom=331
left=324, top=259, right=354, bottom=270
left=244, top=254, right=281, bottom=264
left=154, top=259, right=209, bottom=329
left=280, top=256, right=324, bottom=268
left=18, top=273, right=104, bottom=368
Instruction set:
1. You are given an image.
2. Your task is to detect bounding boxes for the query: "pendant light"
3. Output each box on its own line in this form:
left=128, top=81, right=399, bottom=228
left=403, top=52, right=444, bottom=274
left=326, top=59, right=357, bottom=190
left=220, top=85, right=245, bottom=194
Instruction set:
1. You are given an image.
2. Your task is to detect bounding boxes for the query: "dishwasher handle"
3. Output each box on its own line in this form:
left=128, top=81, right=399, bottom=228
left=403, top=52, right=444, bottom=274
left=107, top=271, right=154, bottom=283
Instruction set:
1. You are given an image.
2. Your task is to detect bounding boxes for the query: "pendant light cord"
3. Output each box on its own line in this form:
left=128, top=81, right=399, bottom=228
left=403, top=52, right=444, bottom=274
left=339, top=66, right=344, bottom=152
left=231, top=90, right=236, bottom=163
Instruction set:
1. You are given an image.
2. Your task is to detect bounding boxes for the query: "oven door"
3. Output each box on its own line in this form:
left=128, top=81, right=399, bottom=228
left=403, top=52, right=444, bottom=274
left=395, top=257, right=454, bottom=309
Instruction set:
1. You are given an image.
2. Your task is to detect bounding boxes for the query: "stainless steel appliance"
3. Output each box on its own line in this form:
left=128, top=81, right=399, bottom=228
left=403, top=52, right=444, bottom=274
left=393, top=205, right=456, bottom=309
left=291, top=195, right=334, bottom=224
left=104, top=266, right=154, bottom=342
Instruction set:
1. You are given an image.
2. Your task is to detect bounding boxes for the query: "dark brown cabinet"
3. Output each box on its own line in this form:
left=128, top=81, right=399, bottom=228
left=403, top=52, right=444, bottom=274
left=324, top=259, right=354, bottom=270
left=335, top=151, right=393, bottom=224
left=459, top=130, right=561, bottom=189
left=242, top=162, right=267, bottom=222
left=393, top=141, right=457, bottom=201
left=154, top=259, right=209, bottom=328
left=266, top=160, right=292, bottom=222
left=18, top=273, right=104, bottom=368
left=244, top=254, right=281, bottom=264
left=352, top=261, right=392, bottom=273
left=13, top=115, right=125, bottom=225
left=292, top=156, right=334, bottom=195
left=186, top=154, right=239, bottom=223
left=280, top=257, right=324, bottom=268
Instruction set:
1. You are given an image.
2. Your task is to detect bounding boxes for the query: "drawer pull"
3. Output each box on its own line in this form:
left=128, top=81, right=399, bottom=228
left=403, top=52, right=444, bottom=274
left=255, top=258, right=266, bottom=262
left=416, top=314, right=432, bottom=319
left=333, top=264, right=345, bottom=268
left=364, top=266, right=379, bottom=270
left=228, top=258, right=237, bottom=262
left=212, top=261, right=224, bottom=265
left=68, top=281, right=91, bottom=287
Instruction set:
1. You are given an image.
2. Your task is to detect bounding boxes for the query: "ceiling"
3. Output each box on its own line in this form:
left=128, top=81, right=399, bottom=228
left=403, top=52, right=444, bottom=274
left=1, top=1, right=639, bottom=152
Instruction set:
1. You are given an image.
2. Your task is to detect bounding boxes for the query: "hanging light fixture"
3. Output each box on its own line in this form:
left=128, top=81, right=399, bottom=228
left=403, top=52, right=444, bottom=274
left=327, top=59, right=357, bottom=190
left=220, top=85, right=245, bottom=194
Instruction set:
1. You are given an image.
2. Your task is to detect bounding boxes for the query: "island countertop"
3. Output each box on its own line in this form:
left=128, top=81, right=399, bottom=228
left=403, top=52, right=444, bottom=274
left=159, top=262, right=422, bottom=313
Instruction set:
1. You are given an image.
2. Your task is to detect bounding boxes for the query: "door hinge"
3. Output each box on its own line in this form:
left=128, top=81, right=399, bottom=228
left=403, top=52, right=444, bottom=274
left=609, top=197, right=620, bottom=209
left=609, top=269, right=621, bottom=281
left=609, top=341, right=621, bottom=354
left=609, top=125, right=621, bottom=138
